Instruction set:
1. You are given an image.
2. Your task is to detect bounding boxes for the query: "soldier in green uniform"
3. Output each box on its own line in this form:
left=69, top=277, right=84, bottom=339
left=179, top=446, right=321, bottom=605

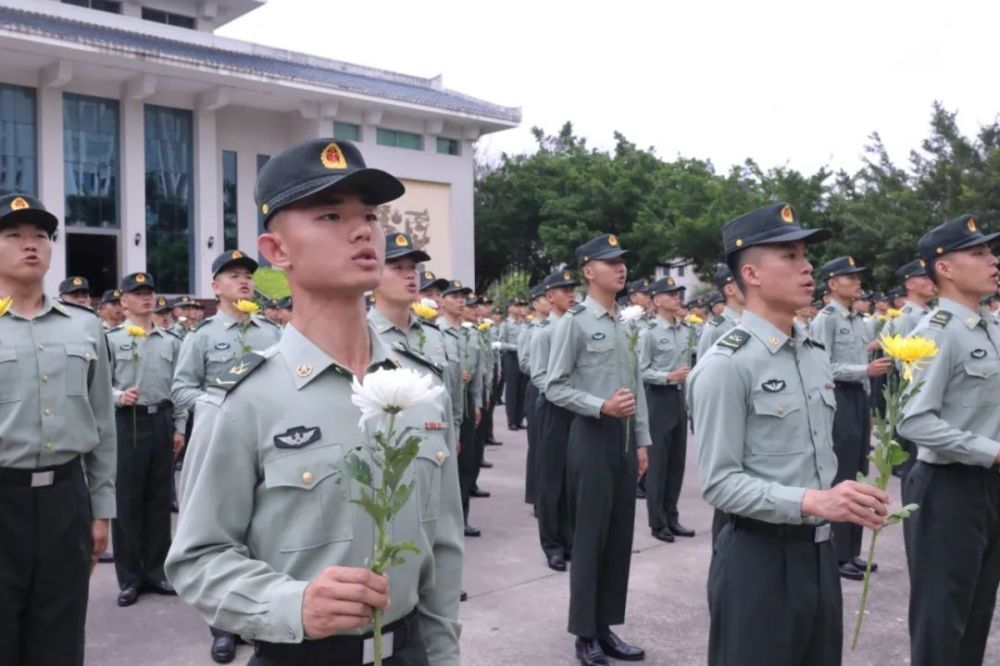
left=276, top=296, right=293, bottom=327
left=897, top=214, right=1000, bottom=666
left=810, top=255, right=893, bottom=580
left=498, top=299, right=527, bottom=430
left=98, top=288, right=124, bottom=330
left=152, top=294, right=174, bottom=330
left=638, top=276, right=696, bottom=543
left=169, top=295, right=198, bottom=340
left=0, top=193, right=117, bottom=666
left=531, top=270, right=578, bottom=571
left=106, top=272, right=185, bottom=607
left=418, top=270, right=448, bottom=307
left=546, top=233, right=650, bottom=666
left=166, top=137, right=462, bottom=666
left=170, top=249, right=281, bottom=663
left=689, top=202, right=890, bottom=666
left=696, top=265, right=744, bottom=360
left=476, top=296, right=503, bottom=447
left=893, top=259, right=934, bottom=336
left=520, top=283, right=550, bottom=506
left=59, top=275, right=92, bottom=308
left=464, top=293, right=495, bottom=486
left=628, top=279, right=653, bottom=318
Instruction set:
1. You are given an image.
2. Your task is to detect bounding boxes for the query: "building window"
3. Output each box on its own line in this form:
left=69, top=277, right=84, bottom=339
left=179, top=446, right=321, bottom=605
left=145, top=105, right=194, bottom=294
left=678, top=264, right=686, bottom=277
left=222, top=150, right=238, bottom=252
left=0, top=84, right=36, bottom=196
left=334, top=122, right=361, bottom=142
left=436, top=137, right=460, bottom=156
left=376, top=128, right=423, bottom=151
left=256, top=154, right=270, bottom=266
left=62, top=0, right=122, bottom=12
left=142, top=7, right=196, bottom=29
left=64, top=93, right=119, bottom=228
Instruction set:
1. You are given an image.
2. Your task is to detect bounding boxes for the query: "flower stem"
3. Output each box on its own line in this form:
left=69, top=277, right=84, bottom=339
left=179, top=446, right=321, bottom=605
left=850, top=528, right=881, bottom=650
left=370, top=411, right=394, bottom=666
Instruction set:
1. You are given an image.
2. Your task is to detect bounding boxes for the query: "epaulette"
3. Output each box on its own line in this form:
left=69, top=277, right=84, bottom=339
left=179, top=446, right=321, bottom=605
left=805, top=338, right=826, bottom=350
left=420, top=320, right=440, bottom=331
left=161, top=327, right=182, bottom=340
left=646, top=321, right=657, bottom=329
left=393, top=342, right=443, bottom=376
left=213, top=351, right=266, bottom=392
left=930, top=310, right=953, bottom=327
left=192, top=316, right=213, bottom=332
left=255, top=314, right=280, bottom=328
left=537, top=318, right=550, bottom=327
left=567, top=304, right=585, bottom=315
left=822, top=306, right=836, bottom=316
left=59, top=301, right=97, bottom=316
left=716, top=329, right=751, bottom=352
left=108, top=324, right=123, bottom=333
left=709, top=315, right=725, bottom=326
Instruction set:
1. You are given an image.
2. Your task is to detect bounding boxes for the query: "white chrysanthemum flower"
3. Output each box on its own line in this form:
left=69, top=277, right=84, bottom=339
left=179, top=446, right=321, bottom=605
left=351, top=368, right=444, bottom=429
left=420, top=298, right=439, bottom=311
left=491, top=341, right=503, bottom=351
left=619, top=304, right=645, bottom=323
left=461, top=321, right=474, bottom=328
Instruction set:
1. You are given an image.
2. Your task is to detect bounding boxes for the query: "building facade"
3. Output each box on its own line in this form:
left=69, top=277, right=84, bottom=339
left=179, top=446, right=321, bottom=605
left=0, top=0, right=519, bottom=297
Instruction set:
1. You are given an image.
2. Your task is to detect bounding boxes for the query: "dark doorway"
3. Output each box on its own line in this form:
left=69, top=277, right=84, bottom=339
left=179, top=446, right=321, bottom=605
left=66, top=233, right=118, bottom=297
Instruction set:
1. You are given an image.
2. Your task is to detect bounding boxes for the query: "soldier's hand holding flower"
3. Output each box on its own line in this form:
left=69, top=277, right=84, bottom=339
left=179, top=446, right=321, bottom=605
left=802, top=480, right=889, bottom=530
left=667, top=366, right=690, bottom=383
left=302, top=566, right=390, bottom=638
left=120, top=386, right=140, bottom=406
left=602, top=388, right=636, bottom=419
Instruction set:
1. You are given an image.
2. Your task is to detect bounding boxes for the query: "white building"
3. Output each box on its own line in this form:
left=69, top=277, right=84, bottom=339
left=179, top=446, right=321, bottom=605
left=0, top=0, right=520, bottom=297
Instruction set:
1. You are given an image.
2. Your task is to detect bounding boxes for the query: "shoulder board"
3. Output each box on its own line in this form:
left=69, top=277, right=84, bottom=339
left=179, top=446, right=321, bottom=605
left=646, top=320, right=657, bottom=329
left=213, top=352, right=266, bottom=392
left=161, top=327, right=182, bottom=340
left=108, top=324, right=124, bottom=333
left=393, top=342, right=443, bottom=376
left=709, top=315, right=725, bottom=326
left=255, top=314, right=279, bottom=328
left=930, top=310, right=953, bottom=327
left=821, top=306, right=836, bottom=316
left=421, top=320, right=440, bottom=331
left=805, top=338, right=826, bottom=350
left=59, top=301, right=98, bottom=316
left=192, top=317, right=214, bottom=332
left=537, top=318, right=550, bottom=327
left=716, top=329, right=751, bottom=352
left=567, top=304, right=585, bottom=315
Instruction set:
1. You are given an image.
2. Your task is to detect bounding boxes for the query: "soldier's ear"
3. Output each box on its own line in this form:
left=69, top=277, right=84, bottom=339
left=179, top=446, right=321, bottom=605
left=258, top=231, right=290, bottom=270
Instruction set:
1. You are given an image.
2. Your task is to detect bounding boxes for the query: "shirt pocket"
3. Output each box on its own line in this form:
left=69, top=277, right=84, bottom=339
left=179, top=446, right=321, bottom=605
left=65, top=342, right=95, bottom=397
left=412, top=431, right=450, bottom=523
left=581, top=339, right=614, bottom=367
left=961, top=360, right=1000, bottom=407
left=0, top=347, right=20, bottom=403
left=262, top=443, right=352, bottom=552
left=748, top=392, right=809, bottom=455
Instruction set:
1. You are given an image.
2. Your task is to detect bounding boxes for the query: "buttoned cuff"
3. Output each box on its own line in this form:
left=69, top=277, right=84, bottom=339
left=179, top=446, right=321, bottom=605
left=969, top=436, right=1000, bottom=468
left=583, top=394, right=605, bottom=419
left=112, top=388, right=124, bottom=405
left=771, top=485, right=807, bottom=525
left=268, top=579, right=310, bottom=643
left=90, top=491, right=117, bottom=520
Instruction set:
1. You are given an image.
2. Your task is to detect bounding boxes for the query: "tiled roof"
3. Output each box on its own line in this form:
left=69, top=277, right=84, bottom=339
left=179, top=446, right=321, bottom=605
left=0, top=6, right=521, bottom=124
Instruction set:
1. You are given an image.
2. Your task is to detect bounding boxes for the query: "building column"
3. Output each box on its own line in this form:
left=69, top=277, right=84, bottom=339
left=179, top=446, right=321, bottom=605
left=119, top=98, right=146, bottom=279
left=193, top=108, right=220, bottom=297
left=37, top=79, right=65, bottom=295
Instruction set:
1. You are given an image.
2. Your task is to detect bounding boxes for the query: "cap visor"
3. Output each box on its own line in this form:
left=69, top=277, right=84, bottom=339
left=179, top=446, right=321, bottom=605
left=765, top=227, right=833, bottom=246
left=950, top=232, right=1000, bottom=253
left=421, top=279, right=449, bottom=292
left=388, top=249, right=431, bottom=263
left=214, top=257, right=260, bottom=276
left=1, top=208, right=58, bottom=235
left=267, top=169, right=405, bottom=225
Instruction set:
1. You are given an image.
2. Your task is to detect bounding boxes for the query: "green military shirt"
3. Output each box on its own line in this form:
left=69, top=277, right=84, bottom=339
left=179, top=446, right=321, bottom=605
left=898, top=297, right=1000, bottom=467
left=688, top=311, right=838, bottom=525
left=810, top=299, right=869, bottom=383
left=437, top=318, right=484, bottom=412
left=0, top=297, right=117, bottom=518
left=497, top=318, right=521, bottom=353
left=107, top=322, right=187, bottom=434
left=528, top=313, right=558, bottom=392
left=696, top=306, right=741, bottom=361
left=171, top=309, right=281, bottom=411
left=517, top=319, right=536, bottom=375
left=894, top=300, right=930, bottom=338
left=544, top=296, right=652, bottom=447
left=169, top=321, right=192, bottom=340
left=639, top=315, right=696, bottom=386
left=165, top=324, right=463, bottom=662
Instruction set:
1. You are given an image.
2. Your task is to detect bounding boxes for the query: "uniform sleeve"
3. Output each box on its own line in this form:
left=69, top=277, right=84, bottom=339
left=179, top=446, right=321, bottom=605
left=165, top=399, right=310, bottom=642
left=108, top=335, right=124, bottom=405
left=689, top=354, right=808, bottom=524
left=695, top=323, right=716, bottom=362
left=85, top=319, right=118, bottom=519
left=632, top=346, right=652, bottom=448
left=172, top=332, right=207, bottom=411
left=517, top=327, right=531, bottom=374
left=545, top=315, right=605, bottom=418
left=811, top=313, right=868, bottom=383
left=639, top=327, right=664, bottom=385
left=898, top=329, right=1000, bottom=467
left=170, top=338, right=188, bottom=434
left=529, top=327, right=550, bottom=391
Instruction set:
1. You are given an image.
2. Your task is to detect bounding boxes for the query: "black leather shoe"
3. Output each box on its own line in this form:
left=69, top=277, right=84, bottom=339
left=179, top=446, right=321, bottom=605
left=635, top=487, right=646, bottom=499
left=98, top=551, right=114, bottom=563
left=851, top=556, right=877, bottom=572
left=171, top=500, right=179, bottom=513
left=117, top=585, right=139, bottom=607
left=575, top=637, right=610, bottom=666
left=470, top=488, right=491, bottom=498
left=460, top=591, right=468, bottom=602
left=839, top=561, right=865, bottom=581
left=598, top=630, right=645, bottom=661
left=668, top=522, right=695, bottom=538
left=210, top=634, right=236, bottom=664
left=651, top=528, right=675, bottom=543
left=516, top=421, right=526, bottom=429
left=486, top=439, right=503, bottom=446
left=143, top=579, right=177, bottom=596
left=547, top=554, right=567, bottom=572
left=508, top=423, right=520, bottom=431
left=464, top=525, right=482, bottom=537
left=479, top=460, right=494, bottom=469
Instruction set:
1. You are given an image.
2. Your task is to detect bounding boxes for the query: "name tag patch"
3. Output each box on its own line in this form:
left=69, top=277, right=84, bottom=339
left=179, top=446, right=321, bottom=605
left=215, top=342, right=230, bottom=350
left=839, top=328, right=850, bottom=335
left=274, top=426, right=321, bottom=449
left=591, top=332, right=606, bottom=340
left=761, top=379, right=786, bottom=393
left=971, top=349, right=988, bottom=359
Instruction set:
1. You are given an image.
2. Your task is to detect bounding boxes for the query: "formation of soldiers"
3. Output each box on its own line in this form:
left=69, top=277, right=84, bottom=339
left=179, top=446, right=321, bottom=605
left=2, top=135, right=1000, bottom=666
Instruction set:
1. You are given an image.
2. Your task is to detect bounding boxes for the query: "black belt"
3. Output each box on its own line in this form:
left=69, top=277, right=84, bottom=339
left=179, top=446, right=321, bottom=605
left=255, top=609, right=418, bottom=666
left=647, top=383, right=684, bottom=393
left=119, top=401, right=171, bottom=416
left=0, top=457, right=80, bottom=488
left=730, top=516, right=832, bottom=543
left=834, top=381, right=864, bottom=390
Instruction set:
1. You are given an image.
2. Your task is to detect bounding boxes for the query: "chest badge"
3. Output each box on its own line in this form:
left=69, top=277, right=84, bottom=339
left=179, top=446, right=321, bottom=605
left=274, top=426, right=321, bottom=449
left=119, top=343, right=133, bottom=351
left=839, top=328, right=850, bottom=335
left=971, top=349, right=988, bottom=359
left=215, top=342, right=230, bottom=350
left=761, top=379, right=786, bottom=393
left=591, top=332, right=606, bottom=340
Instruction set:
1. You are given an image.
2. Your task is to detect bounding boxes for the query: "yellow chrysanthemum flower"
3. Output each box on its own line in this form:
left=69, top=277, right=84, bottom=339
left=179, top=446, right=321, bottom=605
left=477, top=321, right=492, bottom=332
left=234, top=299, right=259, bottom=315
left=125, top=325, right=146, bottom=338
left=411, top=301, right=438, bottom=321
left=685, top=314, right=704, bottom=326
left=885, top=308, right=904, bottom=319
left=880, top=334, right=939, bottom=381
left=876, top=314, right=888, bottom=322
left=0, top=296, right=11, bottom=317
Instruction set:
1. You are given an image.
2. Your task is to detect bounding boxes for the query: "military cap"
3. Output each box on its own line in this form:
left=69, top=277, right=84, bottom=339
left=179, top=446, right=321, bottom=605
left=529, top=284, right=546, bottom=300
left=264, top=298, right=280, bottom=309
left=918, top=214, right=1000, bottom=264
left=58, top=275, right=89, bottom=295
left=365, top=293, right=375, bottom=309
left=723, top=203, right=831, bottom=259
left=712, top=264, right=735, bottom=289
left=212, top=249, right=258, bottom=277
left=419, top=270, right=449, bottom=293
left=172, top=294, right=195, bottom=308
left=649, top=276, right=685, bottom=295
left=981, top=293, right=1000, bottom=305
left=543, top=269, right=578, bottom=291
left=121, top=272, right=155, bottom=293
left=895, top=258, right=928, bottom=281
left=101, top=288, right=121, bottom=304
left=575, top=234, right=629, bottom=265
left=479, top=296, right=494, bottom=306
left=255, top=138, right=404, bottom=227
left=277, top=296, right=293, bottom=310
left=818, top=256, right=866, bottom=282
left=154, top=296, right=172, bottom=313
left=0, top=193, right=58, bottom=236
left=385, top=232, right=430, bottom=263
left=686, top=296, right=704, bottom=310
left=704, top=290, right=725, bottom=307
left=465, top=291, right=480, bottom=306
left=442, top=279, right=473, bottom=297
left=628, top=278, right=651, bottom=294
left=886, top=286, right=906, bottom=300
left=872, top=292, right=888, bottom=303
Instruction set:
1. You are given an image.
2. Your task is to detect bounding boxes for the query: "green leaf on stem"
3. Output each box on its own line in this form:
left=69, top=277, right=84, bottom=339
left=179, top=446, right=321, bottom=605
left=340, top=453, right=373, bottom=487
left=387, top=481, right=415, bottom=520
left=884, top=503, right=919, bottom=526
left=351, top=489, right=388, bottom=523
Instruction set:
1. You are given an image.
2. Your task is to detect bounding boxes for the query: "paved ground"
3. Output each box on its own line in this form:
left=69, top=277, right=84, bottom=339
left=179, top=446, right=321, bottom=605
left=86, top=410, right=1000, bottom=665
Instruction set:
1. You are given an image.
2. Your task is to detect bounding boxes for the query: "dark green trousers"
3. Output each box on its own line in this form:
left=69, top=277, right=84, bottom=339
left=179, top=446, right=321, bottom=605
left=831, top=383, right=870, bottom=563
left=644, top=385, right=688, bottom=530
left=524, top=383, right=540, bottom=505
left=536, top=397, right=573, bottom=559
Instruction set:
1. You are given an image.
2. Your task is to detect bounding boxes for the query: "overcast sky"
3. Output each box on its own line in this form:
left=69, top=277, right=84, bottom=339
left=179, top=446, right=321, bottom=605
left=220, top=0, right=1000, bottom=176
